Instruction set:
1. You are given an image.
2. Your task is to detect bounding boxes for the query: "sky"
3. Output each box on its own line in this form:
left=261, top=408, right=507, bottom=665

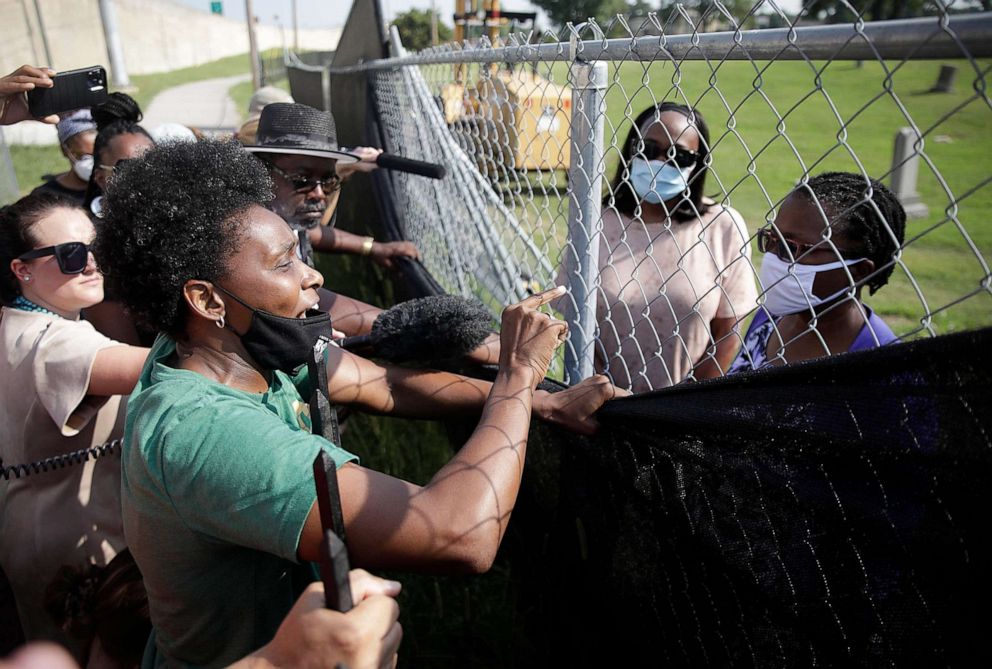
left=172, top=0, right=805, bottom=31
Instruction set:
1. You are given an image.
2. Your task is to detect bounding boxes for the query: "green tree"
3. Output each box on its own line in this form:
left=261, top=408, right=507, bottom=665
left=392, top=8, right=453, bottom=51
left=658, top=0, right=764, bottom=28
left=530, top=0, right=631, bottom=29
left=804, top=0, right=937, bottom=23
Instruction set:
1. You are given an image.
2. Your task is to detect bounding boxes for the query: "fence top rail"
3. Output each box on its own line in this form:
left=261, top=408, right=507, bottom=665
left=326, top=11, right=992, bottom=74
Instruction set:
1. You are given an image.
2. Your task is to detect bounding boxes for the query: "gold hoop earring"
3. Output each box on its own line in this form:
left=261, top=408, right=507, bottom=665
left=216, top=315, right=225, bottom=329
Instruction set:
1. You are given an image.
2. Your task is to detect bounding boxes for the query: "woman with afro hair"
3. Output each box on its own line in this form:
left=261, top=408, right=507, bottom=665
left=729, top=171, right=906, bottom=372
left=95, top=139, right=619, bottom=667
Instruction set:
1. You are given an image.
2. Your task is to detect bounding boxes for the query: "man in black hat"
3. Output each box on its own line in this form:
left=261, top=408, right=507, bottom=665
left=245, top=102, right=420, bottom=272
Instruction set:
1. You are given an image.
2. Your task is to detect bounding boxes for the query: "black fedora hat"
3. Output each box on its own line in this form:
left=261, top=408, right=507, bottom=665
left=245, top=102, right=358, bottom=163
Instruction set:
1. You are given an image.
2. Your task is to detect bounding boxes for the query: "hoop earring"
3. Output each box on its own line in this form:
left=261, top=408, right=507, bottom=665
left=216, top=315, right=225, bottom=329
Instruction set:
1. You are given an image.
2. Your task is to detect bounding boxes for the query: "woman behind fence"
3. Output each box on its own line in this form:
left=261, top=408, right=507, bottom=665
left=0, top=193, right=148, bottom=655
left=728, top=171, right=905, bottom=371
left=560, top=102, right=757, bottom=392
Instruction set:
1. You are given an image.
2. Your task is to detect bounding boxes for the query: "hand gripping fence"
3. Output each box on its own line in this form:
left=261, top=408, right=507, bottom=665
left=328, top=1, right=992, bottom=390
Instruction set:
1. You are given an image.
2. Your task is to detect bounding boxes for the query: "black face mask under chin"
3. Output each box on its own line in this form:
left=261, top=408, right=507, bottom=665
left=215, top=285, right=331, bottom=375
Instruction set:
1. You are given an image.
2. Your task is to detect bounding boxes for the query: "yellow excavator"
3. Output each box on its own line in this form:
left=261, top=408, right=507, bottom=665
left=439, top=1, right=572, bottom=172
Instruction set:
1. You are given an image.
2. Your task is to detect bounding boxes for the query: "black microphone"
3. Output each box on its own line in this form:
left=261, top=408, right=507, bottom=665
left=375, top=153, right=446, bottom=179
left=340, top=295, right=493, bottom=363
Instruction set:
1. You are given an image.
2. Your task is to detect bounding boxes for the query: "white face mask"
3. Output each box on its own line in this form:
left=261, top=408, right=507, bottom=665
left=759, top=252, right=868, bottom=317
left=629, top=157, right=694, bottom=205
left=70, top=154, right=94, bottom=182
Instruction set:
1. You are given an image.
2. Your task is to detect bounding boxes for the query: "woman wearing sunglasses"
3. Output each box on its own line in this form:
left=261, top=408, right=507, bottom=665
left=728, top=171, right=905, bottom=372
left=560, top=102, right=757, bottom=392
left=0, top=193, right=148, bottom=653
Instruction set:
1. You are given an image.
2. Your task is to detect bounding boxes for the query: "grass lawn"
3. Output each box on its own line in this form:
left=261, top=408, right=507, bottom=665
left=7, top=143, right=65, bottom=200
left=457, top=56, right=991, bottom=338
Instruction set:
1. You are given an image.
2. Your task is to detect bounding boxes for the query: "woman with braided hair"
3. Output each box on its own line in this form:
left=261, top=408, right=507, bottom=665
left=79, top=93, right=155, bottom=346
left=729, top=171, right=906, bottom=372
left=83, top=93, right=154, bottom=219
left=0, top=193, right=148, bottom=655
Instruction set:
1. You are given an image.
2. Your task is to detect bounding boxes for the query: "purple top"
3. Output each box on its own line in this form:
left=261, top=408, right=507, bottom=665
left=728, top=306, right=899, bottom=374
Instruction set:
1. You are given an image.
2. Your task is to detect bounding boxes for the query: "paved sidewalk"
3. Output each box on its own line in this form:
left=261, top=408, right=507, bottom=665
left=143, top=73, right=250, bottom=134
left=2, top=73, right=250, bottom=145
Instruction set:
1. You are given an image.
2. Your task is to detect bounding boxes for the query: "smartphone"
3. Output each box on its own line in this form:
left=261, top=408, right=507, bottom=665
left=27, top=66, right=108, bottom=119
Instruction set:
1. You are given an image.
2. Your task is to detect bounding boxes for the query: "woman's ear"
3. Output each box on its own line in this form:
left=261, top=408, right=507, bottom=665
left=851, top=258, right=876, bottom=285
left=10, top=259, right=31, bottom=282
left=93, top=166, right=108, bottom=192
left=183, top=279, right=225, bottom=326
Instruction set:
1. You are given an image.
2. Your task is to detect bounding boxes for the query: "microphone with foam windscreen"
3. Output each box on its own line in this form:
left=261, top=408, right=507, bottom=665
left=375, top=153, right=446, bottom=179
left=339, top=295, right=494, bottom=364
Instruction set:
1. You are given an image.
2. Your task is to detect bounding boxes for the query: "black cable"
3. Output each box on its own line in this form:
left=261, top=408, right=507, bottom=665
left=0, top=439, right=123, bottom=481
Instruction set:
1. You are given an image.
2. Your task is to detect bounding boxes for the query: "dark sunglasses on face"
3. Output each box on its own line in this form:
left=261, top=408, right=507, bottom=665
left=639, top=140, right=699, bottom=169
left=269, top=163, right=342, bottom=194
left=757, top=227, right=856, bottom=262
left=18, top=242, right=92, bottom=274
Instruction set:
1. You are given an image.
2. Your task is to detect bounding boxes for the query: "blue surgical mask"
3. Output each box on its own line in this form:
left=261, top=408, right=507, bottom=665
left=629, top=157, right=694, bottom=204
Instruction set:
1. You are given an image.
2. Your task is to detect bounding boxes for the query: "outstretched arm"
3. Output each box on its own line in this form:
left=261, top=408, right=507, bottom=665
left=300, top=288, right=570, bottom=573
left=318, top=288, right=381, bottom=338
left=89, top=345, right=150, bottom=396
left=322, top=327, right=618, bottom=435
left=309, top=226, right=420, bottom=269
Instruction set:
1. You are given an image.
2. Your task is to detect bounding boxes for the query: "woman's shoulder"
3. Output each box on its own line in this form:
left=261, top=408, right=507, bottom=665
left=1, top=308, right=109, bottom=357
left=698, top=200, right=751, bottom=245
left=699, top=199, right=745, bottom=226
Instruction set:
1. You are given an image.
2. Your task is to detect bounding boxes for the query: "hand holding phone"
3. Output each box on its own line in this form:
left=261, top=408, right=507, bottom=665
left=26, top=66, right=108, bottom=120
left=0, top=65, right=57, bottom=125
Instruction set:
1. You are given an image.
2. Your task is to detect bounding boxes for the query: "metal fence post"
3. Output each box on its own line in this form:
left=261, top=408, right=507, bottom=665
left=564, top=59, right=607, bottom=384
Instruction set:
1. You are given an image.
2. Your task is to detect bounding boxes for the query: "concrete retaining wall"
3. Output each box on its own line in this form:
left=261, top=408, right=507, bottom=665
left=1, top=0, right=341, bottom=77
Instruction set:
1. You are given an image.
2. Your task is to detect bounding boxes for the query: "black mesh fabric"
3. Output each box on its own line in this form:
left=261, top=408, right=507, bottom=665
left=503, top=327, right=992, bottom=667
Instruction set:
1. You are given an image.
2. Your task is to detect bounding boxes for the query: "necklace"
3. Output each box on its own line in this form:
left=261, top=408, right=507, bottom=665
left=11, top=295, right=62, bottom=318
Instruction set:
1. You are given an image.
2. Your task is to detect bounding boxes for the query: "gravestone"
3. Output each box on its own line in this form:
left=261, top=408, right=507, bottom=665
left=891, top=127, right=929, bottom=219
left=931, top=64, right=957, bottom=93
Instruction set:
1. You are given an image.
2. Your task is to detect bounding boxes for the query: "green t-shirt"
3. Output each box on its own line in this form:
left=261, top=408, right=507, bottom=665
left=122, top=335, right=356, bottom=669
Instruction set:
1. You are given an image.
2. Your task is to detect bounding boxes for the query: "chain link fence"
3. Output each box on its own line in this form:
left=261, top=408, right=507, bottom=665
left=331, top=1, right=991, bottom=391
left=308, top=4, right=992, bottom=663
